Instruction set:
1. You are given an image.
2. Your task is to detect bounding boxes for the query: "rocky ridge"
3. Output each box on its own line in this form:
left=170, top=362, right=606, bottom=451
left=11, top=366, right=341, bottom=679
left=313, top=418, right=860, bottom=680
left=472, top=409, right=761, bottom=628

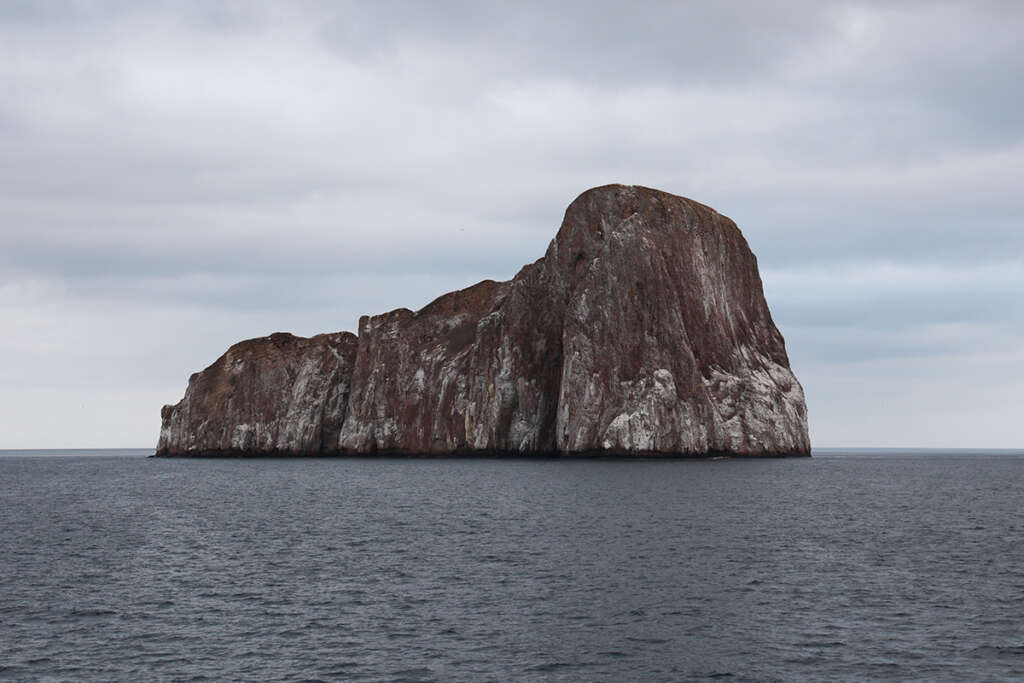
left=157, top=185, right=810, bottom=457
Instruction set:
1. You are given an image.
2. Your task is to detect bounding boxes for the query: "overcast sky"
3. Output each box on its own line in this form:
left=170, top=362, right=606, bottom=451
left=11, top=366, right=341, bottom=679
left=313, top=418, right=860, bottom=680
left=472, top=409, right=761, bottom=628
left=2, top=1, right=1021, bottom=449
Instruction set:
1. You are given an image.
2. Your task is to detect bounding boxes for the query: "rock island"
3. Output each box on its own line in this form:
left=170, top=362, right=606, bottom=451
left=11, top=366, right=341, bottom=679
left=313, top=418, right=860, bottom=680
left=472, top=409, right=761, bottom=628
left=157, top=185, right=810, bottom=457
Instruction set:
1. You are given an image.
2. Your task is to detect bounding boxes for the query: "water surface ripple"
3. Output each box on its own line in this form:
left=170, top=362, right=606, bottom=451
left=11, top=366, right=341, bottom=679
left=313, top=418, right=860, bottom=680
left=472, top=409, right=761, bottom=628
left=2, top=451, right=1023, bottom=681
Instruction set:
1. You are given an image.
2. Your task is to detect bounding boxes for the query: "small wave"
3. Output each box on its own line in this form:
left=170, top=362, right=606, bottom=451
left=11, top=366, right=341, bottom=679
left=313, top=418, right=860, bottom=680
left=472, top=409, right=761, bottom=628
left=526, top=661, right=575, bottom=672
left=318, top=663, right=359, bottom=676
left=388, top=666, right=434, bottom=680
left=385, top=631, right=418, bottom=640
left=69, top=608, right=117, bottom=617
left=794, top=641, right=845, bottom=648
left=971, top=644, right=1024, bottom=657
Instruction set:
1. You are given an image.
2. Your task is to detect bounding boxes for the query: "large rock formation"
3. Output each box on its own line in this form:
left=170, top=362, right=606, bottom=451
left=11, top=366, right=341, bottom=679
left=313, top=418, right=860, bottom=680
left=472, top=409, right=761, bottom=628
left=157, top=185, right=810, bottom=457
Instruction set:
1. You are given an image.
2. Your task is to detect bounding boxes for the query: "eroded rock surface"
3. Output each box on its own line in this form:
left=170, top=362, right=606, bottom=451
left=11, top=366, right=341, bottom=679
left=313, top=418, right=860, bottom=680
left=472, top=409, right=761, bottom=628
left=156, top=332, right=357, bottom=455
left=158, top=185, right=810, bottom=457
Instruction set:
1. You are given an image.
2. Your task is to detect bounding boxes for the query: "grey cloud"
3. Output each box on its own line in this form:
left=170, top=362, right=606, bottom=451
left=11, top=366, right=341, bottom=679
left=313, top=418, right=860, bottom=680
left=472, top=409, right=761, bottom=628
left=1, top=1, right=1022, bottom=447
left=318, top=0, right=836, bottom=84
left=802, top=3, right=1024, bottom=146
left=764, top=261, right=1024, bottom=366
left=801, top=348, right=1024, bottom=448
left=785, top=321, right=1021, bottom=366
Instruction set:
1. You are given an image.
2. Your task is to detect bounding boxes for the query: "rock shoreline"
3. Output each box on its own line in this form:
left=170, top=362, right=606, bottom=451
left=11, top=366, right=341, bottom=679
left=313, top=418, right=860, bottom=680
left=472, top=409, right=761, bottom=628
left=151, top=449, right=809, bottom=459
left=157, top=185, right=810, bottom=458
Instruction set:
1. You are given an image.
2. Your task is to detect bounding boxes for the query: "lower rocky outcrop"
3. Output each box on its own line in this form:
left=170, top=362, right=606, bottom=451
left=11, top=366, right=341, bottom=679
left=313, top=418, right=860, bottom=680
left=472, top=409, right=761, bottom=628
left=157, top=332, right=357, bottom=455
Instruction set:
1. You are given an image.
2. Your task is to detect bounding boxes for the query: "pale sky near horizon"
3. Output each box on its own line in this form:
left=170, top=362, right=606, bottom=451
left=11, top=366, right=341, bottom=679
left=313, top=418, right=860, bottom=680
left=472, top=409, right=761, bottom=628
left=1, top=1, right=1022, bottom=449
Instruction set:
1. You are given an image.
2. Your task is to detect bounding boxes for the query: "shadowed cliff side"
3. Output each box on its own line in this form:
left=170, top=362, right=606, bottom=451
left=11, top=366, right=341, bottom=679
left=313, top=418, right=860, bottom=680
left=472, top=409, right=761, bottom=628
left=157, top=185, right=810, bottom=457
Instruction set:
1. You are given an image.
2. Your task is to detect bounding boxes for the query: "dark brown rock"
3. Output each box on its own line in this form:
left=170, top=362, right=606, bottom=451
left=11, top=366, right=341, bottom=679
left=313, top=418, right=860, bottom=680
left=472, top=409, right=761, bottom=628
left=552, top=186, right=807, bottom=455
left=157, top=185, right=810, bottom=457
left=156, top=331, right=357, bottom=455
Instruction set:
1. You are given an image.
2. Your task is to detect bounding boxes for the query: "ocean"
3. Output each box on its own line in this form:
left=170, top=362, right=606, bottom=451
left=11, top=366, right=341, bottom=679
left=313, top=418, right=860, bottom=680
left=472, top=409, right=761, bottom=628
left=2, top=449, right=1023, bottom=681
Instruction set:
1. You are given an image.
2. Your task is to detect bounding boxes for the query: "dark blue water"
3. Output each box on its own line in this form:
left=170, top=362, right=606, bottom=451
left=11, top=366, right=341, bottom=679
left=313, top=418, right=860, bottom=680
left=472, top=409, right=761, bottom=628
left=2, top=450, right=1024, bottom=681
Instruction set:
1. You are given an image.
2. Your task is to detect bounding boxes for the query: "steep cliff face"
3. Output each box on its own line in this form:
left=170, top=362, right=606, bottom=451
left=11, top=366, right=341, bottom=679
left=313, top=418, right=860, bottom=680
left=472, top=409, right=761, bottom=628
left=156, top=332, right=357, bottom=455
left=552, top=186, right=808, bottom=455
left=158, top=185, right=810, bottom=457
left=339, top=260, right=570, bottom=454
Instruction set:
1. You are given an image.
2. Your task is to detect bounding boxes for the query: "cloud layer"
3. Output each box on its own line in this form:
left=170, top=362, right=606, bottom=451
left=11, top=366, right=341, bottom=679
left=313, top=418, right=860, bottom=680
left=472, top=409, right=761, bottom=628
left=2, top=1, right=1021, bottom=447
